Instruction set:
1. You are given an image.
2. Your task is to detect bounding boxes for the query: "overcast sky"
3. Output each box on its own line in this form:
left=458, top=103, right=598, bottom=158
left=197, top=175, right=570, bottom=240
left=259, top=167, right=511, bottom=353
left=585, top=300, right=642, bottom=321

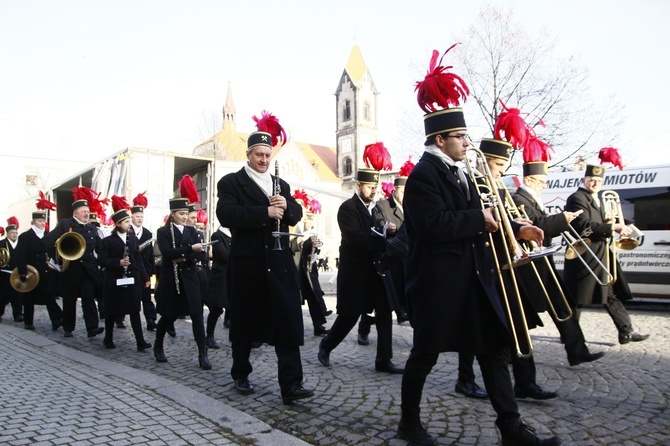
left=1, top=0, right=668, bottom=168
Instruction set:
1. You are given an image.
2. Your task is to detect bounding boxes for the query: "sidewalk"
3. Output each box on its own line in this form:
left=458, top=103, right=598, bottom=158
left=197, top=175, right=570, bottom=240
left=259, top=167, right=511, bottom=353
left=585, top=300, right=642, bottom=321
left=0, top=322, right=309, bottom=446
left=1, top=285, right=669, bottom=445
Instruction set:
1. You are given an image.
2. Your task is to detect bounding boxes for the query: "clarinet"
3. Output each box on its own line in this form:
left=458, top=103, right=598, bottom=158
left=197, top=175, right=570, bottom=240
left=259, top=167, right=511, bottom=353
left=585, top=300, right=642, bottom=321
left=122, top=243, right=130, bottom=278
left=170, top=222, right=180, bottom=294
left=272, top=161, right=283, bottom=250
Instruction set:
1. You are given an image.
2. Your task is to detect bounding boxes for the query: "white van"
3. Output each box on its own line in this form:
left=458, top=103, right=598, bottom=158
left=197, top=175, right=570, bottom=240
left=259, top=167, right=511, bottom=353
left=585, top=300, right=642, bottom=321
left=506, top=164, right=670, bottom=299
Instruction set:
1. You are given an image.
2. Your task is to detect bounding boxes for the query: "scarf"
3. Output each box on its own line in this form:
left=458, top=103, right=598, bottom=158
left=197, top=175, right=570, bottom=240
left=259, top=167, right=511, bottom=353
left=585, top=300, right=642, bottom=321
left=244, top=164, right=273, bottom=197
left=31, top=225, right=45, bottom=239
left=424, top=145, right=471, bottom=201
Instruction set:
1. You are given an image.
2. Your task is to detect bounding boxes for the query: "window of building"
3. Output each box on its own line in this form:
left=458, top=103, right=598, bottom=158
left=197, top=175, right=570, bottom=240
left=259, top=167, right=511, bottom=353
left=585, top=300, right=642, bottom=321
left=363, top=101, right=370, bottom=120
left=343, top=100, right=351, bottom=121
left=343, top=157, right=353, bottom=177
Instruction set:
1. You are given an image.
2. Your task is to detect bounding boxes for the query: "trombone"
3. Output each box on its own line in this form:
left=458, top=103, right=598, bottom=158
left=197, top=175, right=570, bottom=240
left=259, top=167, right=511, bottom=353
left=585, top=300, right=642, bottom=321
left=562, top=223, right=614, bottom=286
left=464, top=147, right=533, bottom=358
left=601, top=190, right=643, bottom=284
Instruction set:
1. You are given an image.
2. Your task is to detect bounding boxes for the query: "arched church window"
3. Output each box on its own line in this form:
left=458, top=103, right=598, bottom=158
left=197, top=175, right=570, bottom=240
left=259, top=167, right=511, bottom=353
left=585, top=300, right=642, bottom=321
left=343, top=157, right=352, bottom=177
left=344, top=100, right=351, bottom=121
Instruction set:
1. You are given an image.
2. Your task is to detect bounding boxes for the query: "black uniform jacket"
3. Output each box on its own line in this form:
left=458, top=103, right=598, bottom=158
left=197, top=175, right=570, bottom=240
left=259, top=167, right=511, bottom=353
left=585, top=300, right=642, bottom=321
left=130, top=226, right=156, bottom=276
left=404, top=151, right=510, bottom=354
left=216, top=167, right=304, bottom=347
left=206, top=229, right=231, bottom=309
left=155, top=224, right=204, bottom=317
left=98, top=232, right=148, bottom=316
left=564, top=187, right=633, bottom=304
left=513, top=187, right=576, bottom=317
left=15, top=228, right=56, bottom=305
left=336, top=195, right=389, bottom=316
left=42, top=217, right=102, bottom=299
left=299, top=236, right=326, bottom=304
left=1, top=238, right=21, bottom=302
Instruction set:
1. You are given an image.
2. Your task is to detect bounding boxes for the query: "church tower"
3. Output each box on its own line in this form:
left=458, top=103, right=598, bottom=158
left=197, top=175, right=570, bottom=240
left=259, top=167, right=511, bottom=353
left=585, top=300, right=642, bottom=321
left=222, top=82, right=236, bottom=133
left=334, top=45, right=379, bottom=187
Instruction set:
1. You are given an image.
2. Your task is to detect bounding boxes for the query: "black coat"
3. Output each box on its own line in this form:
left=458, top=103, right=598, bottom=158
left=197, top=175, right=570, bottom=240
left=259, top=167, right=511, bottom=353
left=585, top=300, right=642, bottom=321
left=404, top=152, right=510, bottom=354
left=42, top=217, right=103, bottom=299
left=0, top=238, right=21, bottom=303
left=155, top=224, right=204, bottom=317
left=299, top=237, right=326, bottom=305
left=375, top=197, right=407, bottom=311
left=97, top=232, right=148, bottom=316
left=513, top=187, right=575, bottom=317
left=336, top=195, right=388, bottom=316
left=216, top=167, right=304, bottom=347
left=564, top=187, right=633, bottom=304
left=15, top=228, right=56, bottom=305
left=130, top=226, right=155, bottom=276
left=206, top=229, right=231, bottom=309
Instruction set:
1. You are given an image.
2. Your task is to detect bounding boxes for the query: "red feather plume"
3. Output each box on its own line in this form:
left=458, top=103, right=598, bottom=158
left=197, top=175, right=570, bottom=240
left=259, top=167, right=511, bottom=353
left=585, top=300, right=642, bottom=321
left=494, top=100, right=542, bottom=149
left=178, top=175, right=201, bottom=204
left=132, top=191, right=148, bottom=207
left=0, top=227, right=4, bottom=236
left=381, top=181, right=394, bottom=199
left=197, top=209, right=208, bottom=226
left=523, top=135, right=554, bottom=163
left=415, top=44, right=470, bottom=113
left=111, top=195, right=131, bottom=212
left=308, top=198, right=322, bottom=214
left=7, top=216, right=19, bottom=229
left=36, top=191, right=57, bottom=211
left=72, top=186, right=109, bottom=216
left=253, top=110, right=287, bottom=147
left=363, top=142, right=392, bottom=171
left=598, top=147, right=624, bottom=170
left=398, top=156, right=415, bottom=177
left=292, top=189, right=310, bottom=207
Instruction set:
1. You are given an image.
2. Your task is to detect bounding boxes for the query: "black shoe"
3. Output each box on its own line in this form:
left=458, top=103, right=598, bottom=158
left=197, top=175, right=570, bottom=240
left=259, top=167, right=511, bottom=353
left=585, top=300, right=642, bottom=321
left=515, top=384, right=558, bottom=400
left=375, top=361, right=405, bottom=374
left=52, top=320, right=63, bottom=331
left=234, top=378, right=254, bottom=395
left=103, top=338, right=116, bottom=349
left=137, top=340, right=152, bottom=351
left=619, top=332, right=649, bottom=344
left=166, top=326, right=176, bottom=337
left=397, top=419, right=437, bottom=446
left=314, top=325, right=330, bottom=336
left=454, top=380, right=488, bottom=399
left=146, top=319, right=156, bottom=331
left=64, top=331, right=73, bottom=338
left=14, top=315, right=25, bottom=322
left=198, top=351, right=212, bottom=370
left=501, top=419, right=561, bottom=446
left=568, top=351, right=605, bottom=367
left=251, top=341, right=262, bottom=349
left=24, top=324, right=35, bottom=331
left=115, top=322, right=126, bottom=329
left=154, top=345, right=168, bottom=363
left=282, top=384, right=314, bottom=404
left=317, top=344, right=330, bottom=367
left=357, top=334, right=370, bottom=345
left=324, top=310, right=333, bottom=317
left=87, top=327, right=104, bottom=338
left=397, top=312, right=409, bottom=325
left=206, top=336, right=220, bottom=349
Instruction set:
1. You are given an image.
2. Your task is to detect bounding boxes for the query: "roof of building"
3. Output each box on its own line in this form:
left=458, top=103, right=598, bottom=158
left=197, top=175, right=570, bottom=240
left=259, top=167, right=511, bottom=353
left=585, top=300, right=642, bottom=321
left=345, top=45, right=367, bottom=86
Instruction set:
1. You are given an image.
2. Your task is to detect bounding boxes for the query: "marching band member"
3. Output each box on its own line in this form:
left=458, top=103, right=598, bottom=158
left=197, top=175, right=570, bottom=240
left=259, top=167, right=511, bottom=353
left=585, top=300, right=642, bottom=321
left=0, top=217, right=23, bottom=322
left=98, top=196, right=151, bottom=351
left=205, top=225, right=231, bottom=348
left=130, top=192, right=157, bottom=331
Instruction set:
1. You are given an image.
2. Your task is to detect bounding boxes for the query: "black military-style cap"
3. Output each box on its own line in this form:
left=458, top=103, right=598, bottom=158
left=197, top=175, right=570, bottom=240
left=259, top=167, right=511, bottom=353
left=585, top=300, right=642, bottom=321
left=247, top=131, right=273, bottom=152
left=523, top=162, right=548, bottom=177
left=394, top=177, right=407, bottom=187
left=32, top=211, right=47, bottom=220
left=169, top=198, right=189, bottom=211
left=111, top=209, right=130, bottom=224
left=585, top=164, right=605, bottom=178
left=357, top=169, right=380, bottom=184
left=424, top=108, right=467, bottom=140
left=480, top=138, right=512, bottom=161
left=72, top=199, right=89, bottom=210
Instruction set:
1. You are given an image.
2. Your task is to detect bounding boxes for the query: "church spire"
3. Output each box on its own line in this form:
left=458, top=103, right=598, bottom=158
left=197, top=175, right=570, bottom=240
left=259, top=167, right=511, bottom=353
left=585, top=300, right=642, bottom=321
left=222, top=82, right=236, bottom=131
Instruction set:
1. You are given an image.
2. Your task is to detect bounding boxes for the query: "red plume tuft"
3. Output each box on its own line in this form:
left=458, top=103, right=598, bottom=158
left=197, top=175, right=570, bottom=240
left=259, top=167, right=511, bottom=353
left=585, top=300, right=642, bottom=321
left=7, top=216, right=19, bottom=229
left=178, top=175, right=201, bottom=204
left=494, top=100, right=533, bottom=148
left=363, top=142, right=393, bottom=171
left=196, top=209, right=208, bottom=226
left=111, top=195, right=131, bottom=212
left=523, top=135, right=554, bottom=163
left=36, top=191, right=57, bottom=211
left=381, top=181, right=394, bottom=199
left=415, top=44, right=470, bottom=113
left=163, top=214, right=169, bottom=223
left=398, top=156, right=415, bottom=177
left=132, top=191, right=148, bottom=207
left=0, top=226, right=4, bottom=236
left=308, top=198, right=322, bottom=214
left=598, top=147, right=624, bottom=170
left=292, top=189, right=310, bottom=207
left=253, top=110, right=287, bottom=147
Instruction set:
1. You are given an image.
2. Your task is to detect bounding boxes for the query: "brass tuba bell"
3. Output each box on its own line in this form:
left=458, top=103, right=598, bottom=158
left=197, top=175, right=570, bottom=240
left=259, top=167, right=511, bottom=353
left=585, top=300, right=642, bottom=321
left=54, top=231, right=86, bottom=272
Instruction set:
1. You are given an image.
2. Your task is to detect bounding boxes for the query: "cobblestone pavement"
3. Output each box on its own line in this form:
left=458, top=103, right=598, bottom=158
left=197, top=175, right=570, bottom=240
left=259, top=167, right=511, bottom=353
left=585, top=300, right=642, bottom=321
left=1, top=272, right=669, bottom=445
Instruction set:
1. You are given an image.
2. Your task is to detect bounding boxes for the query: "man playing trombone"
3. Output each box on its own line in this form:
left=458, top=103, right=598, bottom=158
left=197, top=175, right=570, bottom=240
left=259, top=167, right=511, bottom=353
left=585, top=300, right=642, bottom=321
left=564, top=164, right=649, bottom=344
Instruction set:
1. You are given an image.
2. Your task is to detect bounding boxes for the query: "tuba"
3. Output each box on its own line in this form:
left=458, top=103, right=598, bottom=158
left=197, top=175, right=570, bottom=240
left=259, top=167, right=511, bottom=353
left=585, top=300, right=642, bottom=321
left=53, top=231, right=86, bottom=272
left=0, top=247, right=9, bottom=268
left=464, top=147, right=533, bottom=358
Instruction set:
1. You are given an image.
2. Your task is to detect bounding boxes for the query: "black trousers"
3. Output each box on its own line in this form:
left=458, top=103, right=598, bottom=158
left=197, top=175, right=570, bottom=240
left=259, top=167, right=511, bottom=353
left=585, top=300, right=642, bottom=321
left=105, top=312, right=146, bottom=345
left=24, top=298, right=63, bottom=326
left=304, top=291, right=326, bottom=329
left=62, top=274, right=99, bottom=332
left=321, top=310, right=392, bottom=366
left=206, top=305, right=223, bottom=338
left=231, top=341, right=303, bottom=394
left=141, top=287, right=157, bottom=322
left=459, top=347, right=538, bottom=391
left=574, top=288, right=633, bottom=335
left=402, top=347, right=519, bottom=429
left=0, top=286, right=23, bottom=320
left=550, top=308, right=592, bottom=360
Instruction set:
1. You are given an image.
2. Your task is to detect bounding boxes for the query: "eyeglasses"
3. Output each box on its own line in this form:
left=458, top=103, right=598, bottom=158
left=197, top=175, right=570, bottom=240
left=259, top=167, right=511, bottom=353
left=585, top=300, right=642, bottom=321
left=446, top=133, right=469, bottom=141
left=532, top=178, right=548, bottom=186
